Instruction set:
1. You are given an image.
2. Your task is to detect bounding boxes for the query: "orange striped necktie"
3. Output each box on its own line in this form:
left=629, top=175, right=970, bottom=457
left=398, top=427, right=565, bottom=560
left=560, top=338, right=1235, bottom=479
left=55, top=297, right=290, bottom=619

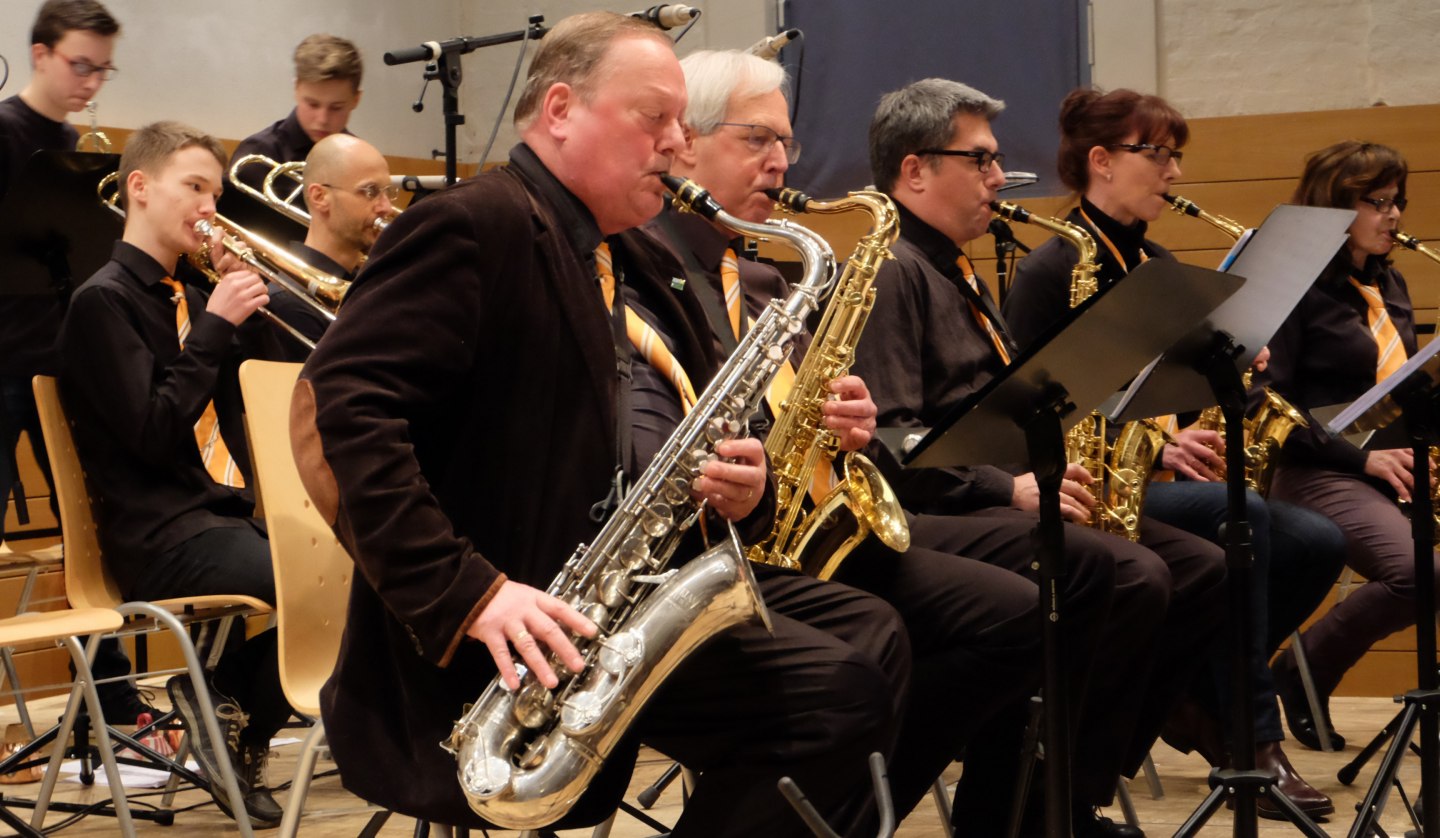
left=719, top=248, right=744, bottom=341
left=1348, top=275, right=1407, bottom=382
left=954, top=253, right=1011, bottom=365
left=159, top=277, right=244, bottom=489
left=595, top=243, right=699, bottom=413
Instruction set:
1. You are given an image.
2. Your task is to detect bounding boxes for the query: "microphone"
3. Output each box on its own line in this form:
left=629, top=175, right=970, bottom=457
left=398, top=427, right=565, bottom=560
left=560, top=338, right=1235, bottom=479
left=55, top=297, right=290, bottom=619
left=630, top=5, right=700, bottom=29
left=392, top=174, right=449, bottom=192
left=746, top=29, right=801, bottom=60
left=998, top=171, right=1038, bottom=191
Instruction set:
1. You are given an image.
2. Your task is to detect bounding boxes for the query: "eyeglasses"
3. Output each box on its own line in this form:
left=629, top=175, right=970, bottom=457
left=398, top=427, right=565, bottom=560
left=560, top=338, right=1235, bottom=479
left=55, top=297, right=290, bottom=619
left=1358, top=194, right=1407, bottom=213
left=916, top=148, right=1007, bottom=173
left=1106, top=143, right=1184, bottom=166
left=715, top=122, right=802, bottom=164
left=320, top=182, right=401, bottom=202
left=49, top=48, right=117, bottom=80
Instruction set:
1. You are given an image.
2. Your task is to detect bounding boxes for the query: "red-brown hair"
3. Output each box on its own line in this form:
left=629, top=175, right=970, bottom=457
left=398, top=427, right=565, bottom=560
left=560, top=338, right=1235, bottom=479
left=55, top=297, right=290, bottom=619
left=1056, top=88, right=1189, bottom=193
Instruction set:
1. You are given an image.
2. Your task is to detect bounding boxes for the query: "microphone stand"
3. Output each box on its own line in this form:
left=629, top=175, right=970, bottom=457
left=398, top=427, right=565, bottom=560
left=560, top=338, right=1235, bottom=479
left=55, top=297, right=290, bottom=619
left=383, top=16, right=549, bottom=186
left=989, top=218, right=1030, bottom=308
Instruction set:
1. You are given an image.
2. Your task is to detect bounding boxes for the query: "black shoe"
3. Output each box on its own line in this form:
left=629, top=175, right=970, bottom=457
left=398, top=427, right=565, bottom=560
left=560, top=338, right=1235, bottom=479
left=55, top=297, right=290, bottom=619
left=166, top=675, right=279, bottom=829
left=1073, top=806, right=1144, bottom=838
left=1272, top=650, right=1345, bottom=751
left=98, top=684, right=163, bottom=727
left=239, top=742, right=284, bottom=829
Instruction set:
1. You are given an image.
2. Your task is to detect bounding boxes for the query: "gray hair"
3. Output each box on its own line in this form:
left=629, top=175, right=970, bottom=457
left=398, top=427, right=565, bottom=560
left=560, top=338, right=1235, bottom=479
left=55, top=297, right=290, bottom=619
left=680, top=50, right=789, bottom=135
left=868, top=78, right=1005, bottom=192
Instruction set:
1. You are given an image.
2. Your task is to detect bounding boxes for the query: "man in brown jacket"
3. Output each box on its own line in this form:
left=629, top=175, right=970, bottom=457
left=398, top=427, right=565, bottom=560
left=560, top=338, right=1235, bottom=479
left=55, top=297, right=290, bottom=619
left=293, top=12, right=910, bottom=836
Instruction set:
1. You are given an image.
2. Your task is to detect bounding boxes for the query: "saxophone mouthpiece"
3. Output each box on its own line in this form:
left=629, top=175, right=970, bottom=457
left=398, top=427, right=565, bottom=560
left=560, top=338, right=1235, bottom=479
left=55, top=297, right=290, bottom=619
left=1393, top=230, right=1420, bottom=249
left=766, top=187, right=812, bottom=213
left=1163, top=194, right=1201, bottom=216
left=662, top=174, right=725, bottom=220
left=990, top=200, right=1031, bottom=223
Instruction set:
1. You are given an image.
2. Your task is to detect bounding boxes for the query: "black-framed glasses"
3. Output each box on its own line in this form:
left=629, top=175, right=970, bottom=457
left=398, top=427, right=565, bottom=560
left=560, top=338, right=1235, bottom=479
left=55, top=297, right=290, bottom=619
left=916, top=148, right=1007, bottom=173
left=715, top=122, right=802, bottom=164
left=50, top=48, right=116, bottom=80
left=320, top=182, right=400, bottom=202
left=1106, top=142, right=1183, bottom=166
left=1358, top=194, right=1407, bottom=213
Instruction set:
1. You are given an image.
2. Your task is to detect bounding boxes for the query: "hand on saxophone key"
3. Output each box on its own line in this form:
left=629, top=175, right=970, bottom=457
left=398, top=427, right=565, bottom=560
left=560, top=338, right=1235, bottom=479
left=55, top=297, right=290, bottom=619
left=1366, top=448, right=1415, bottom=502
left=821, top=375, right=878, bottom=451
left=468, top=580, right=599, bottom=691
left=205, top=269, right=270, bottom=326
left=1161, top=429, right=1226, bottom=482
left=692, top=437, right=767, bottom=521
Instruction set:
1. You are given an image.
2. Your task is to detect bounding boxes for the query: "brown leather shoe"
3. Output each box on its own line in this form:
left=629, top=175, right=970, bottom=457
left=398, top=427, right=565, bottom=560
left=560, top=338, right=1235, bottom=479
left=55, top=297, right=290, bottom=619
left=1256, top=740, right=1334, bottom=820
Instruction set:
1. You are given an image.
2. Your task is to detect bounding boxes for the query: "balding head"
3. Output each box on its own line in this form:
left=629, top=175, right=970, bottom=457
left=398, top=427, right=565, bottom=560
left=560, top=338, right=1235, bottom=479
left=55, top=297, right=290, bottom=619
left=303, top=134, right=394, bottom=271
left=306, top=134, right=385, bottom=189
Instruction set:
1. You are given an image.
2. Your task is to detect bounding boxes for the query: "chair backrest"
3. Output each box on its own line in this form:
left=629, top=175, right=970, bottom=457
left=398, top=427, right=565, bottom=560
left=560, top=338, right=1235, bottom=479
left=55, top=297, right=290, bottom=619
left=31, top=376, right=126, bottom=611
left=237, top=360, right=352, bottom=716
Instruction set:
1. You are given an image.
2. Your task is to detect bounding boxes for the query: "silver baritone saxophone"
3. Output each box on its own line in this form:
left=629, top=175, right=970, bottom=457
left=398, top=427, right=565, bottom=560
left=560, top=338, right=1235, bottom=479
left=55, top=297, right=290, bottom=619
left=445, top=175, right=838, bottom=829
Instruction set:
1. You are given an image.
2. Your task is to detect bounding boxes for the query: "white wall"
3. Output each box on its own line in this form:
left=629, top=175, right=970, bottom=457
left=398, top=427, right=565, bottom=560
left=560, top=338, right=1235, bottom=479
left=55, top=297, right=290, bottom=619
left=6, top=0, right=1438, bottom=162
left=1157, top=0, right=1440, bottom=117
left=0, top=0, right=772, bottom=163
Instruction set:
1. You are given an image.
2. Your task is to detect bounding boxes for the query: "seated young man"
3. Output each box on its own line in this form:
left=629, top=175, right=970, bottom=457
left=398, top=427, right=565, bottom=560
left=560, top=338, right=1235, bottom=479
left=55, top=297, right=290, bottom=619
left=58, top=120, right=292, bottom=829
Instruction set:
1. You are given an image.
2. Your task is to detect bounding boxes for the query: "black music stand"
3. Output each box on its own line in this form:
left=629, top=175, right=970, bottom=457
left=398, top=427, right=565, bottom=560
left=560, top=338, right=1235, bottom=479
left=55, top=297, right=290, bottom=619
left=1322, top=338, right=1440, bottom=838
left=890, top=259, right=1243, bottom=838
left=215, top=182, right=307, bottom=249
left=0, top=150, right=120, bottom=300
left=1106, top=205, right=1354, bottom=838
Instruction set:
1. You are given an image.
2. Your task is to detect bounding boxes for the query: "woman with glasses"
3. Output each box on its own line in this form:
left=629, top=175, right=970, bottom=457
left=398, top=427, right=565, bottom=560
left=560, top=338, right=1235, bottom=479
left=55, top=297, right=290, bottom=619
left=1001, top=87, right=1345, bottom=820
left=1259, top=141, right=1426, bottom=754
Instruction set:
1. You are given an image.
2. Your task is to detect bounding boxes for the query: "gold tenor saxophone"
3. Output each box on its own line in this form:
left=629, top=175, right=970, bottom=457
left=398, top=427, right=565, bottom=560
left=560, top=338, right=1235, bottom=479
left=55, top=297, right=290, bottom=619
left=993, top=201, right=1162, bottom=540
left=743, top=187, right=910, bottom=580
left=445, top=175, right=837, bottom=829
left=1167, top=194, right=1309, bottom=495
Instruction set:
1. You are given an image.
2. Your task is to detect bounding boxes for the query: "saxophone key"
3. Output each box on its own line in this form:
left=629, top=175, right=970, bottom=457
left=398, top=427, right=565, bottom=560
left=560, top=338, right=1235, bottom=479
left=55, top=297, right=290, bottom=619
left=513, top=680, right=555, bottom=730
left=596, top=569, right=634, bottom=609
left=641, top=503, right=674, bottom=537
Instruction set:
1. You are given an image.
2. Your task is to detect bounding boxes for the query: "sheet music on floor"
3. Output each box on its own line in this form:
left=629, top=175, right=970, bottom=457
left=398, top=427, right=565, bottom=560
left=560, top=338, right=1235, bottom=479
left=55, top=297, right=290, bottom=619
left=59, top=736, right=302, bottom=789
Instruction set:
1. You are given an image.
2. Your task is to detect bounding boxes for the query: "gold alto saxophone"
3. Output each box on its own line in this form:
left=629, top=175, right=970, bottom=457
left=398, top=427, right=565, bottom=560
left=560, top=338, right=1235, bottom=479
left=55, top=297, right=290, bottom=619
left=1167, top=194, right=1309, bottom=495
left=1392, top=230, right=1440, bottom=528
left=744, top=186, right=910, bottom=580
left=993, top=201, right=1162, bottom=541
left=445, top=175, right=837, bottom=828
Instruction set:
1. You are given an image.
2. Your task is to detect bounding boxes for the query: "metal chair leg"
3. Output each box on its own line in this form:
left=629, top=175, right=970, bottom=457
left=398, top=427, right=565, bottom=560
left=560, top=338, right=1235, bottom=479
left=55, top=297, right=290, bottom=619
left=930, top=777, right=954, bottom=837
left=1289, top=631, right=1335, bottom=752
left=1116, top=778, right=1139, bottom=828
left=1141, top=753, right=1163, bottom=799
left=278, top=720, right=327, bottom=838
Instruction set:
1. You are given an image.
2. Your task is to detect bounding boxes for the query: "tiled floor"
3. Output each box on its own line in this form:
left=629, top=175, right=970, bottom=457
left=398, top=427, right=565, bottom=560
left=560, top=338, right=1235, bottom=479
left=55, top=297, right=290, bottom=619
left=0, top=689, right=1431, bottom=836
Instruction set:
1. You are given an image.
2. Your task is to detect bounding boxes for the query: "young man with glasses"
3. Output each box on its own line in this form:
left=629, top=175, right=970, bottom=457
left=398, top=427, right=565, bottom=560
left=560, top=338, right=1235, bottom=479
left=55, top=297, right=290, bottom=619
left=250, top=133, right=395, bottom=360
left=0, top=0, right=155, bottom=732
left=851, top=78, right=1228, bottom=838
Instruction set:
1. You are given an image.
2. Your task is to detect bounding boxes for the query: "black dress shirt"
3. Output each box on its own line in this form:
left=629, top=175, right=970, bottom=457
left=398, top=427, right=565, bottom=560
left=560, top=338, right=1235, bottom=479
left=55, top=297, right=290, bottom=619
left=0, top=95, right=79, bottom=376
left=229, top=109, right=319, bottom=193
left=1003, top=196, right=1176, bottom=351
left=58, top=241, right=256, bottom=593
left=1257, top=257, right=1418, bottom=474
left=850, top=200, right=1018, bottom=514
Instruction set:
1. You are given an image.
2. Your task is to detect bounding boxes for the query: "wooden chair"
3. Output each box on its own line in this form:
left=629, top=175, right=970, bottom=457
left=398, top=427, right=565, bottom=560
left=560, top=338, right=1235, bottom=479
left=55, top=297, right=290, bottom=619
left=0, top=541, right=64, bottom=737
left=237, top=360, right=355, bottom=838
left=33, top=375, right=270, bottom=837
left=0, top=607, right=135, bottom=838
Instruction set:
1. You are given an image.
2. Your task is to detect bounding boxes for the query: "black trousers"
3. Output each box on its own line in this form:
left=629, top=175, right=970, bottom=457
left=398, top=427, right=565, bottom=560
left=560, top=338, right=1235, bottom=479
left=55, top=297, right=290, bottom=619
left=833, top=531, right=1042, bottom=824
left=909, top=506, right=1226, bottom=812
left=127, top=524, right=293, bottom=746
left=638, top=564, right=909, bottom=838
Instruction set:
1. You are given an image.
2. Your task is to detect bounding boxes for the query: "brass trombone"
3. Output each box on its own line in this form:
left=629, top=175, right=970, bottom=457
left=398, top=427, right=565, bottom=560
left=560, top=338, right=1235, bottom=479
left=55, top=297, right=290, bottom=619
left=229, top=153, right=395, bottom=232
left=96, top=172, right=346, bottom=350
